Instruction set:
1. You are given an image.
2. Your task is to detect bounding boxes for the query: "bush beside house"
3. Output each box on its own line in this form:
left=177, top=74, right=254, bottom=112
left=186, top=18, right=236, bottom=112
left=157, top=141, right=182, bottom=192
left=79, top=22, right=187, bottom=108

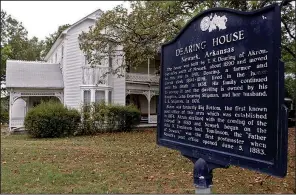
left=24, top=101, right=141, bottom=138
left=24, top=100, right=81, bottom=138
left=1, top=97, right=9, bottom=124
left=77, top=102, right=141, bottom=135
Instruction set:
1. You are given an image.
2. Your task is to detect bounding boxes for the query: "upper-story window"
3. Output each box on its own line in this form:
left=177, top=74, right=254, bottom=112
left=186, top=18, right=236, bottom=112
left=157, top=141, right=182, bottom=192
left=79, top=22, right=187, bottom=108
left=84, top=55, right=89, bottom=66
left=61, top=45, right=64, bottom=60
left=84, top=54, right=110, bottom=67
left=109, top=55, right=113, bottom=68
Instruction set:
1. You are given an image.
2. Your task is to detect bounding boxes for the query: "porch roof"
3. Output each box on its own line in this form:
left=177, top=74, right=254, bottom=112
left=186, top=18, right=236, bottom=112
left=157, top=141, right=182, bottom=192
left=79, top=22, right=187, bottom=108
left=6, top=60, right=64, bottom=89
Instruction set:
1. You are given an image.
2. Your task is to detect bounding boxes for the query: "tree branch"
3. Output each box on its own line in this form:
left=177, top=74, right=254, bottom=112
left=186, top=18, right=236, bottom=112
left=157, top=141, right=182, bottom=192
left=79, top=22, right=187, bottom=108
left=282, top=45, right=296, bottom=60
left=258, top=0, right=270, bottom=9
left=280, top=0, right=293, bottom=7
left=282, top=19, right=296, bottom=40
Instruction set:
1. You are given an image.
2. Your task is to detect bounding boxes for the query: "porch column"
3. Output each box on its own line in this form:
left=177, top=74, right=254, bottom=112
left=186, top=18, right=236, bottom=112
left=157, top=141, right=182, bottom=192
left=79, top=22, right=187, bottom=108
left=148, top=91, right=151, bottom=123
left=22, top=97, right=29, bottom=116
left=91, top=89, right=95, bottom=103
left=26, top=97, right=30, bottom=113
left=148, top=58, right=150, bottom=80
left=105, top=89, right=109, bottom=104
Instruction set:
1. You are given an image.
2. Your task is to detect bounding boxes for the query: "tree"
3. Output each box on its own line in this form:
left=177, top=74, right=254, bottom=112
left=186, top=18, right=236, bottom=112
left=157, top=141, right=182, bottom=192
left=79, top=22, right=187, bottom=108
left=79, top=1, right=294, bottom=68
left=42, top=24, right=70, bottom=58
left=79, top=1, right=200, bottom=73
left=1, top=9, right=29, bottom=95
left=1, top=10, right=46, bottom=97
left=79, top=0, right=295, bottom=103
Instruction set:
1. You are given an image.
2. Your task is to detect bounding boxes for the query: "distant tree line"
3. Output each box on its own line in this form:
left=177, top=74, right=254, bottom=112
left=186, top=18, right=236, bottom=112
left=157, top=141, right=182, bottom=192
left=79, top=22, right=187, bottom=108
left=0, top=9, right=70, bottom=96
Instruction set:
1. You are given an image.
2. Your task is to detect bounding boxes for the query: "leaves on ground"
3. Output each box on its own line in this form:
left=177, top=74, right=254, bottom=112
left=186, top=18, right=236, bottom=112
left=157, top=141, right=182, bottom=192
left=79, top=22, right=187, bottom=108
left=1, top=127, right=295, bottom=193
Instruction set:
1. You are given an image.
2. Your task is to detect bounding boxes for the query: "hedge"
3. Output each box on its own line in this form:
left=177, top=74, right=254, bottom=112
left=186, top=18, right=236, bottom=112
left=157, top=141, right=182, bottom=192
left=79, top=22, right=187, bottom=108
left=77, top=102, right=141, bottom=135
left=24, top=100, right=81, bottom=138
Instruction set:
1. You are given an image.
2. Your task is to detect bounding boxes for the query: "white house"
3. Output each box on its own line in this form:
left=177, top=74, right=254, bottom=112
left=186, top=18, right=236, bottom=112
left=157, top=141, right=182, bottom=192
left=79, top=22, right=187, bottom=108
left=6, top=9, right=160, bottom=131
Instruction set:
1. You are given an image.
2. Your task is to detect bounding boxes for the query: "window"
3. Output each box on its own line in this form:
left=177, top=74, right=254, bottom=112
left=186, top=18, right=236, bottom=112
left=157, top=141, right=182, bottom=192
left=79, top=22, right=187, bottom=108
left=109, top=55, right=112, bottom=68
left=55, top=53, right=58, bottom=63
left=61, top=45, right=64, bottom=59
left=95, top=91, right=105, bottom=103
left=126, top=64, right=130, bottom=73
left=83, top=90, right=91, bottom=105
left=84, top=55, right=89, bottom=66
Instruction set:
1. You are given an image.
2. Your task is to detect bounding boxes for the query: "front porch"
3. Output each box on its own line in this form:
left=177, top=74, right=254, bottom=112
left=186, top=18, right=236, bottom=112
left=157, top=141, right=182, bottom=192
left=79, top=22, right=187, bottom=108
left=6, top=60, right=64, bottom=131
left=9, top=90, right=64, bottom=131
left=126, top=89, right=159, bottom=124
left=125, top=56, right=160, bottom=124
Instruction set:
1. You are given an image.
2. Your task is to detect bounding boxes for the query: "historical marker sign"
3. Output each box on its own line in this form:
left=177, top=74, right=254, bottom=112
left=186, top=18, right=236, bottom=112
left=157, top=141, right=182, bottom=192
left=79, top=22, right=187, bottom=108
left=157, top=4, right=288, bottom=177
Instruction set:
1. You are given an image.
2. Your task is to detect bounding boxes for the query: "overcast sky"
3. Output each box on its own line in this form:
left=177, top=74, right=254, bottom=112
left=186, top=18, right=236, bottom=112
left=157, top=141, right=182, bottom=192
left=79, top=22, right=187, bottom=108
left=1, top=1, right=129, bottom=40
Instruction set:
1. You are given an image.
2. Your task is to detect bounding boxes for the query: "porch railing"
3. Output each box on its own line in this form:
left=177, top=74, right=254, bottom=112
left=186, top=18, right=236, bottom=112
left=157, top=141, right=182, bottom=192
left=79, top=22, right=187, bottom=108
left=149, top=115, right=157, bottom=124
left=11, top=117, right=25, bottom=128
left=126, top=73, right=160, bottom=83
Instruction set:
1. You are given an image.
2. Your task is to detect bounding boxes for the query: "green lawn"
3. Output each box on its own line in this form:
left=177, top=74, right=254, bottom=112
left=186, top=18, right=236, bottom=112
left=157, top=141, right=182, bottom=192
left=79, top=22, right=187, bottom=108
left=1, top=128, right=295, bottom=194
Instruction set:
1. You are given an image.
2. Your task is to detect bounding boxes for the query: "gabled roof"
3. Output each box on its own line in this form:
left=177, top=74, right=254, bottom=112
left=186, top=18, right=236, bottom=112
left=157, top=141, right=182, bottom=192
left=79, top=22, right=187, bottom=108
left=44, top=8, right=103, bottom=60
left=6, top=60, right=64, bottom=89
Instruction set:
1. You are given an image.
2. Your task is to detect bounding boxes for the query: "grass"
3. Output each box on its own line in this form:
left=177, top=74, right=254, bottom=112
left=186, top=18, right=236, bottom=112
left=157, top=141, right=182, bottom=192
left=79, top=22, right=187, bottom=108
left=1, top=128, right=295, bottom=194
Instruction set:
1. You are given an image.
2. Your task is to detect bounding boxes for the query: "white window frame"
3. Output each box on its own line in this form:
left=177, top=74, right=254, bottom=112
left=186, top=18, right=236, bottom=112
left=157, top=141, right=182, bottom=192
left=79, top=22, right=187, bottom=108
left=83, top=90, right=91, bottom=105
left=95, top=90, right=105, bottom=104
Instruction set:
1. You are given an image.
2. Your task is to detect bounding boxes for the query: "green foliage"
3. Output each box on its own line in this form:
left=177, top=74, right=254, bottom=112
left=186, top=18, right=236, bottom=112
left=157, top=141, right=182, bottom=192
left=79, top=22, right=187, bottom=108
left=42, top=24, right=70, bottom=58
left=0, top=111, right=9, bottom=124
left=24, top=100, right=81, bottom=138
left=285, top=75, right=296, bottom=98
left=77, top=102, right=141, bottom=135
left=0, top=96, right=9, bottom=124
left=1, top=9, right=70, bottom=94
left=79, top=1, right=295, bottom=78
left=1, top=9, right=45, bottom=93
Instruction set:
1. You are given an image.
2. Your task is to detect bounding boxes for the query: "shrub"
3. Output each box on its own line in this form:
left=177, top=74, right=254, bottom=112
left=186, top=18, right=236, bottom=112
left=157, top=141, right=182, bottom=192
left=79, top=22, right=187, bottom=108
left=24, top=100, right=81, bottom=138
left=1, top=97, right=9, bottom=124
left=0, top=111, right=9, bottom=124
left=77, top=102, right=141, bottom=135
left=116, top=104, right=141, bottom=131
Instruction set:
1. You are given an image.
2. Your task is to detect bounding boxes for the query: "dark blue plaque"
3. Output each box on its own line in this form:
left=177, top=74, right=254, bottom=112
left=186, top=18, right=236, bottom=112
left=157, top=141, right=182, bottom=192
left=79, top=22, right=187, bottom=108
left=157, top=4, right=288, bottom=177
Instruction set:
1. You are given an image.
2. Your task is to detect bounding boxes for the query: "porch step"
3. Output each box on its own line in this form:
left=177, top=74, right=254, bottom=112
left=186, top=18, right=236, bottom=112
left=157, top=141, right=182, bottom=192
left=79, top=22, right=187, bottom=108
left=136, top=123, right=157, bottom=128
left=11, top=127, right=27, bottom=134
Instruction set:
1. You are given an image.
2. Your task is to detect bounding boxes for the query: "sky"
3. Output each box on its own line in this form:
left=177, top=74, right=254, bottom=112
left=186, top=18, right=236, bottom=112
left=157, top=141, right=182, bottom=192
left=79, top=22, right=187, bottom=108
left=1, top=1, right=130, bottom=40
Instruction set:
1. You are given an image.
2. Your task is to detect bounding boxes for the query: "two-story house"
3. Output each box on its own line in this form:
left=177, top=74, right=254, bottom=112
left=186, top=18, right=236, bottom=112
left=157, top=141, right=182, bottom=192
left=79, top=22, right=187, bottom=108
left=6, top=9, right=160, bottom=131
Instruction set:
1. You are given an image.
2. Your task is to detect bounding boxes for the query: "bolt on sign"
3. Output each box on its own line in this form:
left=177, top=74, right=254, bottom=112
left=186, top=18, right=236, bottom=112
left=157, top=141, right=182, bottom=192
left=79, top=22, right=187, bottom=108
left=157, top=4, right=288, bottom=177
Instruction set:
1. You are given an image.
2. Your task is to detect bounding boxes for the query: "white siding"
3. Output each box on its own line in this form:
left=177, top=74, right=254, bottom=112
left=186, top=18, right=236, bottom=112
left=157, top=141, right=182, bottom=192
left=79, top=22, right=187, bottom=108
left=112, top=48, right=126, bottom=105
left=64, top=19, right=95, bottom=109
left=47, top=41, right=65, bottom=66
left=11, top=98, right=26, bottom=119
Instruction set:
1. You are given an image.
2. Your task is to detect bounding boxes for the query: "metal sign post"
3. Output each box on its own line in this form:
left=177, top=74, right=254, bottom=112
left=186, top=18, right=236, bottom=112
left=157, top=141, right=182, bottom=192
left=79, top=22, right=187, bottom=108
left=193, top=158, right=213, bottom=194
left=183, top=154, right=229, bottom=194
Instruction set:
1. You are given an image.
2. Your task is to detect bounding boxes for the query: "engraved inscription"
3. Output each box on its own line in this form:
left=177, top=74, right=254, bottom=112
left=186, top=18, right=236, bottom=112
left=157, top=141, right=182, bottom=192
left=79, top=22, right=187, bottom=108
left=163, top=30, right=270, bottom=160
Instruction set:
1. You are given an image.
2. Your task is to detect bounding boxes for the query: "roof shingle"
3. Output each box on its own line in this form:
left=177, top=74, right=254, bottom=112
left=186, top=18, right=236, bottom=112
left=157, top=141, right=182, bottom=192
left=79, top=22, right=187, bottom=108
left=6, top=60, right=64, bottom=89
